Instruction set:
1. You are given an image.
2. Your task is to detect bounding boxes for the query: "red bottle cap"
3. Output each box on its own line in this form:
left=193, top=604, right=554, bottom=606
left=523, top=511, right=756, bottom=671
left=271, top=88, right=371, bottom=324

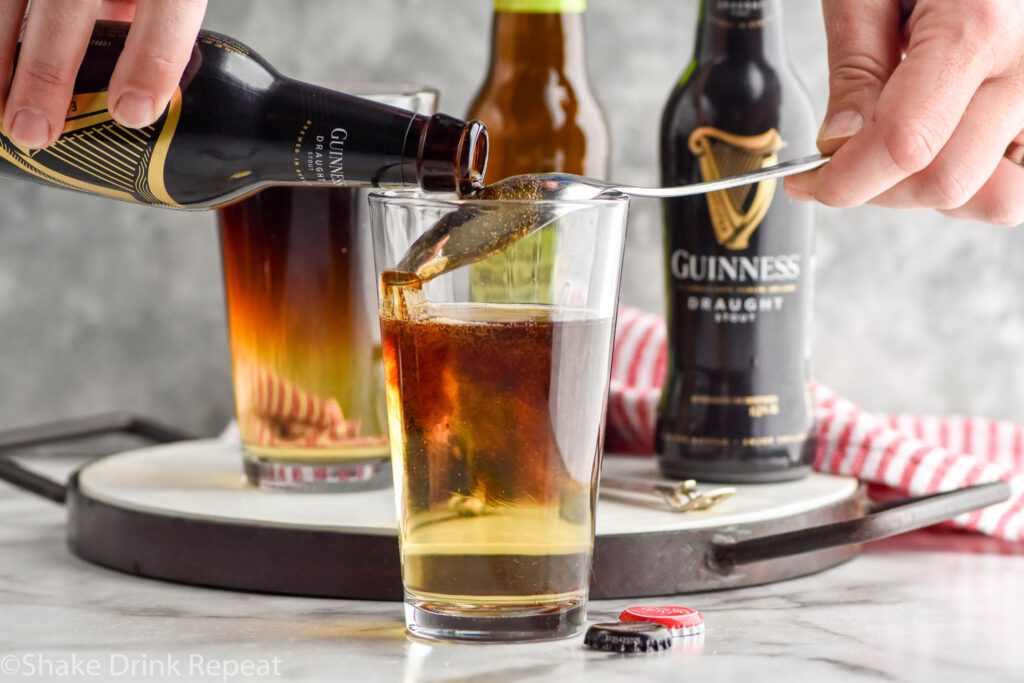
left=619, top=606, right=705, bottom=636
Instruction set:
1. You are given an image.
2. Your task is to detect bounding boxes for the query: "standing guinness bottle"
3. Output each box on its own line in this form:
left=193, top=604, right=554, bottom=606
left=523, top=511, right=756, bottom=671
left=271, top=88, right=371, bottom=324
left=657, top=0, right=816, bottom=483
left=0, top=22, right=488, bottom=209
left=466, top=0, right=608, bottom=302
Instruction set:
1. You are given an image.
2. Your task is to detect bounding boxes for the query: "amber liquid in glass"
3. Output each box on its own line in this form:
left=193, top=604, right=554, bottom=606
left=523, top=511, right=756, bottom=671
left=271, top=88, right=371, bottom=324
left=380, top=276, right=612, bottom=611
left=220, top=187, right=387, bottom=462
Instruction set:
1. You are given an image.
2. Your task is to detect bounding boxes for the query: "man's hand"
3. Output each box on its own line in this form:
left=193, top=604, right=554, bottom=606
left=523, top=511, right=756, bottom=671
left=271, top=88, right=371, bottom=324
left=785, top=0, right=1024, bottom=226
left=0, top=0, right=208, bottom=150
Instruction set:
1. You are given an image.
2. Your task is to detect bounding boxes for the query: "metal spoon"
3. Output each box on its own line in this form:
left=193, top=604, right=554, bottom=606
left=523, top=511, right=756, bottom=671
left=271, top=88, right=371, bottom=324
left=493, top=153, right=829, bottom=200
left=396, top=154, right=828, bottom=281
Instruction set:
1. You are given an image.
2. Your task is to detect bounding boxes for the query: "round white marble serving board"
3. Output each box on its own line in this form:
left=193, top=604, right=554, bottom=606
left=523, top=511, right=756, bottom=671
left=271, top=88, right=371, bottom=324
left=77, top=439, right=858, bottom=536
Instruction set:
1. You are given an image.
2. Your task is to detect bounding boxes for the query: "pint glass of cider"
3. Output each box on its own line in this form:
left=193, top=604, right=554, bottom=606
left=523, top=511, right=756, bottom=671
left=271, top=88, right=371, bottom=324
left=218, top=86, right=438, bottom=492
left=370, top=191, right=629, bottom=641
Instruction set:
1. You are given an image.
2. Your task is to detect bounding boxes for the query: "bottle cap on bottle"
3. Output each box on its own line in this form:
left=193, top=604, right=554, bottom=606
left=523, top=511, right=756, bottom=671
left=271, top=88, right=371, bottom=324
left=618, top=606, right=705, bottom=636
left=583, top=621, right=673, bottom=653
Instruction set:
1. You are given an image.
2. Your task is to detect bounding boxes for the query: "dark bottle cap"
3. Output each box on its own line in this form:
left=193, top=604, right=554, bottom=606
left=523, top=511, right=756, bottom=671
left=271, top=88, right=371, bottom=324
left=583, top=621, right=673, bottom=653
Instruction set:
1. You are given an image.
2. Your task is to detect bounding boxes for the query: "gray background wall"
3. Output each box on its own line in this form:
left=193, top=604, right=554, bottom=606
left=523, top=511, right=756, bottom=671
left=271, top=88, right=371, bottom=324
left=1, top=0, right=1022, bottom=437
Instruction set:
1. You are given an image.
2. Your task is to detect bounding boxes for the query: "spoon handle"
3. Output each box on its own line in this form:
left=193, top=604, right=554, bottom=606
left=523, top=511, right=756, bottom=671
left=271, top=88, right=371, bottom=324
left=609, top=154, right=829, bottom=199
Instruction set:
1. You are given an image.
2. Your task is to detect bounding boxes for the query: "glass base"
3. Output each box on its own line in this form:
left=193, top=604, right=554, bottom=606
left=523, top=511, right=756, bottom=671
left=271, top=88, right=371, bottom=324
left=243, top=454, right=391, bottom=492
left=404, top=597, right=586, bottom=642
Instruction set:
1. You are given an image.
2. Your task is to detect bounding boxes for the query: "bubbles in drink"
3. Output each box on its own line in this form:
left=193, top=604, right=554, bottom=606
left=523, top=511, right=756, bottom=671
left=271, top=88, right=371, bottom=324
left=380, top=301, right=612, bottom=605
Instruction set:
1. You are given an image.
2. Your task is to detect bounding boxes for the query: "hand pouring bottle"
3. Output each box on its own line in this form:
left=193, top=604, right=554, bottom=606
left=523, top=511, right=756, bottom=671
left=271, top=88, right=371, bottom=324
left=0, top=22, right=488, bottom=209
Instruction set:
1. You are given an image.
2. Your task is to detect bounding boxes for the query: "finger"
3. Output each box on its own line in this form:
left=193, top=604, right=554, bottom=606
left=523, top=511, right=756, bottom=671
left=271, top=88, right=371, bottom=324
left=785, top=0, right=902, bottom=201
left=938, top=157, right=1024, bottom=226
left=790, top=6, right=1001, bottom=207
left=817, top=0, right=903, bottom=154
left=96, top=0, right=135, bottom=22
left=869, top=76, right=1024, bottom=210
left=0, top=0, right=28, bottom=118
left=107, top=0, right=206, bottom=128
left=2, top=0, right=102, bottom=149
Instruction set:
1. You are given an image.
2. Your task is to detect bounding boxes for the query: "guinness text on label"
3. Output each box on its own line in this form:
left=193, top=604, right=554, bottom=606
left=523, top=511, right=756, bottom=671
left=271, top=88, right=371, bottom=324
left=329, top=128, right=347, bottom=184
left=670, top=249, right=800, bottom=282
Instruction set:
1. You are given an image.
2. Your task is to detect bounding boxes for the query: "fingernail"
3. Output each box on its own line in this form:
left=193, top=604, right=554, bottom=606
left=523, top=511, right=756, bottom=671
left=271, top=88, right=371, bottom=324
left=112, top=90, right=157, bottom=128
left=818, top=110, right=863, bottom=143
left=8, top=107, right=51, bottom=149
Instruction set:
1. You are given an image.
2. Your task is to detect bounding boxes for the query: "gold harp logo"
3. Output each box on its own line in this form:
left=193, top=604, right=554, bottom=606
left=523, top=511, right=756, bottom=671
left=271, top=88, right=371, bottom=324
left=0, top=89, right=182, bottom=207
left=688, top=127, right=785, bottom=250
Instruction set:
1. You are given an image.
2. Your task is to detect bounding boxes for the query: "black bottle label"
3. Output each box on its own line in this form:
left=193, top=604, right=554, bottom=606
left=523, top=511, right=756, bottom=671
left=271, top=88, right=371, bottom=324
left=292, top=121, right=350, bottom=185
left=671, top=127, right=803, bottom=331
left=660, top=124, right=814, bottom=471
left=0, top=89, right=183, bottom=207
left=689, top=127, right=782, bottom=248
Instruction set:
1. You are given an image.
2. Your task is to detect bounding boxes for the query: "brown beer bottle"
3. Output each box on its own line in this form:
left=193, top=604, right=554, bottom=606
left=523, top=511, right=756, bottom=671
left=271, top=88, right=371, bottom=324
left=0, top=22, right=488, bottom=209
left=657, top=0, right=817, bottom=483
left=466, top=0, right=608, bottom=302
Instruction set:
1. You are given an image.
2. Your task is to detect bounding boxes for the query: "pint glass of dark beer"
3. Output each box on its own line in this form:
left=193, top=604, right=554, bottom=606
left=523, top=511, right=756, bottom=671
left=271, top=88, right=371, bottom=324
left=370, top=191, right=629, bottom=641
left=218, top=86, right=437, bottom=492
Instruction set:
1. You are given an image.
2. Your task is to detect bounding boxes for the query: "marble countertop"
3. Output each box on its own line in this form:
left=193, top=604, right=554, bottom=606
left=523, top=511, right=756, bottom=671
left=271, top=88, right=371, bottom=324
left=2, top=459, right=1023, bottom=683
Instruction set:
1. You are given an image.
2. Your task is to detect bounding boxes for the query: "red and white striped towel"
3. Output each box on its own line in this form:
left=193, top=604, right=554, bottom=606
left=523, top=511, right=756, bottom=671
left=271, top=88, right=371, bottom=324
left=606, top=306, right=1024, bottom=543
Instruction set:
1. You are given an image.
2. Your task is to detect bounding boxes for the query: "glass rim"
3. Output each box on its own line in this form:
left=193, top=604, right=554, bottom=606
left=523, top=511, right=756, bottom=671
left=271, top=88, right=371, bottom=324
left=368, top=189, right=630, bottom=209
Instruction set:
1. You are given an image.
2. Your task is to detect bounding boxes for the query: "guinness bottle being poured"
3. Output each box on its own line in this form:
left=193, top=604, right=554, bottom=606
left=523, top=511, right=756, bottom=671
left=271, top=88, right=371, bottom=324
left=0, top=22, right=488, bottom=209
left=657, top=0, right=817, bottom=483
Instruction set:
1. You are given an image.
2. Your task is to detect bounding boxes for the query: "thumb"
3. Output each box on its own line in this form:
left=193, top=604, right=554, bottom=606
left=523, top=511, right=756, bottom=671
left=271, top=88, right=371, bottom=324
left=817, top=0, right=904, bottom=155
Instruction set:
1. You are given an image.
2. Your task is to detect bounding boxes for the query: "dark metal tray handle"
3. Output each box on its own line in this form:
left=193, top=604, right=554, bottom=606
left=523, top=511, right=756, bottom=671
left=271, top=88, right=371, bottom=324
left=0, top=412, right=195, bottom=504
left=711, top=481, right=1012, bottom=571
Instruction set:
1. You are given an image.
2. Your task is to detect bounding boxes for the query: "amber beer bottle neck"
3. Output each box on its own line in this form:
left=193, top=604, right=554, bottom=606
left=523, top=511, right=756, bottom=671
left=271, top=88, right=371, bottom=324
left=695, top=0, right=787, bottom=65
left=486, top=10, right=588, bottom=80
